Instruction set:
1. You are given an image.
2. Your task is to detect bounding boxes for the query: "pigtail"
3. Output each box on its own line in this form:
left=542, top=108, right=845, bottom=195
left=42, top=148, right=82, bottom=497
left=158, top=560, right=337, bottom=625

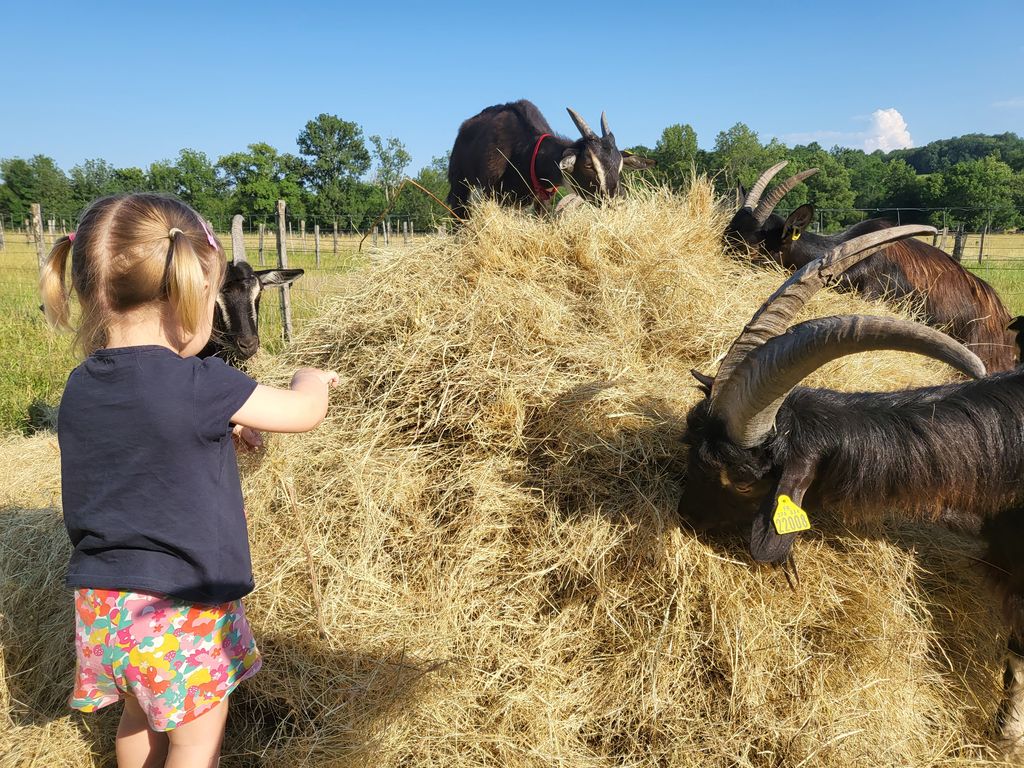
left=39, top=235, right=75, bottom=331
left=165, top=229, right=208, bottom=335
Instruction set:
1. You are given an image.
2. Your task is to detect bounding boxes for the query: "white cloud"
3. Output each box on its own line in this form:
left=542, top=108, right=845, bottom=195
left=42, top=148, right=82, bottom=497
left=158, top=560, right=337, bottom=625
left=863, top=108, right=913, bottom=152
left=994, top=97, right=1024, bottom=109
left=780, top=108, right=914, bottom=152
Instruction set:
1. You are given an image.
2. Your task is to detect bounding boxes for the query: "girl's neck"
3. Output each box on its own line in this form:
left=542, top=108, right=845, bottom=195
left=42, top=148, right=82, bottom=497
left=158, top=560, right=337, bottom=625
left=105, top=306, right=186, bottom=354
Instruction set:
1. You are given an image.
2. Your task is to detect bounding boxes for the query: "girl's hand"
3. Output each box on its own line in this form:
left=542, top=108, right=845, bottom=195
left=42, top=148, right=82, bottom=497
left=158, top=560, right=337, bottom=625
left=232, top=424, right=264, bottom=452
left=294, top=367, right=340, bottom=388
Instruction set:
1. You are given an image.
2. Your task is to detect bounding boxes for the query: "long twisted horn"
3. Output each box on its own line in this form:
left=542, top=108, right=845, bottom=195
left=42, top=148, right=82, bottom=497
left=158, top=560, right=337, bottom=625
left=742, top=161, right=788, bottom=210
left=711, top=224, right=938, bottom=401
left=714, top=315, right=985, bottom=448
left=567, top=107, right=597, bottom=139
left=752, top=168, right=819, bottom=225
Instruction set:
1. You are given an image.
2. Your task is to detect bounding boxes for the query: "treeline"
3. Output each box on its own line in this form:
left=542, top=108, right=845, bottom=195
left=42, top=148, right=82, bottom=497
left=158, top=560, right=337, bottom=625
left=0, top=114, right=449, bottom=232
left=632, top=125, right=1024, bottom=231
left=2, top=113, right=1023, bottom=233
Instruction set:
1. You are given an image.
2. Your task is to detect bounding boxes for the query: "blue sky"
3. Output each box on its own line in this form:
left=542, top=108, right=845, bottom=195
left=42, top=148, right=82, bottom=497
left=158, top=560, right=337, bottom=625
left=1, top=0, right=1021, bottom=174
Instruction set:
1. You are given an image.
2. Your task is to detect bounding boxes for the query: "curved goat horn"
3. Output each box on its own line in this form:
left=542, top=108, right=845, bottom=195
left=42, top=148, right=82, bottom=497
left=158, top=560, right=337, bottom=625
left=752, top=168, right=819, bottom=225
left=742, top=161, right=788, bottom=210
left=567, top=107, right=597, bottom=139
left=711, top=224, right=938, bottom=402
left=600, top=111, right=610, bottom=137
left=715, top=315, right=985, bottom=448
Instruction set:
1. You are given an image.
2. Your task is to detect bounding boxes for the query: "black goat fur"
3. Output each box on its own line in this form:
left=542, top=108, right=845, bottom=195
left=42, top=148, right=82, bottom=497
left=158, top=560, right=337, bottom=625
left=680, top=370, right=1024, bottom=627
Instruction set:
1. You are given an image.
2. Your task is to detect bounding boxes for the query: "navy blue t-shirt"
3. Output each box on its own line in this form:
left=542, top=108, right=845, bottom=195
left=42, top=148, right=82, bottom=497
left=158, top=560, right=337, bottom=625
left=58, top=346, right=259, bottom=604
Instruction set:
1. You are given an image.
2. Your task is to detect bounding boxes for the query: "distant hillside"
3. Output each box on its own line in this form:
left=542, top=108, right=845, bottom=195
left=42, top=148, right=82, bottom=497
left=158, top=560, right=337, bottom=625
left=887, top=133, right=1024, bottom=173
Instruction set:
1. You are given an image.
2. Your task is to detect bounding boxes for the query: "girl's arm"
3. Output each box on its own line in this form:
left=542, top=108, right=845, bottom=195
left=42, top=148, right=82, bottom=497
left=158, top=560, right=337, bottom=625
left=231, top=368, right=339, bottom=433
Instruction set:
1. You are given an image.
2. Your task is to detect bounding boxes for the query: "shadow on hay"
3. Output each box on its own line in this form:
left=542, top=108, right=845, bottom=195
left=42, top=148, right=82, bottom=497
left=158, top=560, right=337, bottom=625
left=523, top=378, right=688, bottom=524
left=0, top=507, right=440, bottom=766
left=521, top=382, right=1005, bottom=736
left=677, top=502, right=1006, bottom=737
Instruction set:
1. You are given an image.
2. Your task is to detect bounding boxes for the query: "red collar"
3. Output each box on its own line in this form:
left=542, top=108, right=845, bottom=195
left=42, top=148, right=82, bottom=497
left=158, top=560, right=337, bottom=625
left=530, top=133, right=558, bottom=202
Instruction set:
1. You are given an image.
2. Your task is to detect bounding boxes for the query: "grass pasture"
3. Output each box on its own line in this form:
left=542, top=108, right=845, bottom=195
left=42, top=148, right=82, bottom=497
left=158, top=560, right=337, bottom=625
left=0, top=231, right=377, bottom=433
left=0, top=183, right=1020, bottom=766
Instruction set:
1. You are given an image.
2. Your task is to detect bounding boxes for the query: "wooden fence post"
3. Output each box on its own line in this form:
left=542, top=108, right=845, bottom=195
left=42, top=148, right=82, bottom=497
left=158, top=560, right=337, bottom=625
left=402, top=220, right=409, bottom=245
left=31, top=204, right=46, bottom=271
left=372, top=225, right=378, bottom=247
left=938, top=226, right=948, bottom=252
left=332, top=221, right=338, bottom=257
left=0, top=216, right=6, bottom=252
left=952, top=226, right=966, bottom=262
left=978, top=220, right=988, bottom=264
left=276, top=200, right=293, bottom=342
left=258, top=223, right=266, bottom=266
left=314, top=224, right=321, bottom=268
left=230, top=215, right=246, bottom=264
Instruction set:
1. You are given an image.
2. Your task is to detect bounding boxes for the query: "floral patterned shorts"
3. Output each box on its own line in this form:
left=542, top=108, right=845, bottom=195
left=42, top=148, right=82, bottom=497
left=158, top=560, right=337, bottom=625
left=70, top=588, right=261, bottom=731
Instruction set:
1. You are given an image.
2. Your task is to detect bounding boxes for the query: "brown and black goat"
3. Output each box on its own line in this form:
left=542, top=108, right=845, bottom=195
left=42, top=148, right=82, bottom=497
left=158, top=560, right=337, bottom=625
left=446, top=100, right=653, bottom=220
left=725, top=161, right=1018, bottom=371
left=680, top=225, right=1024, bottom=752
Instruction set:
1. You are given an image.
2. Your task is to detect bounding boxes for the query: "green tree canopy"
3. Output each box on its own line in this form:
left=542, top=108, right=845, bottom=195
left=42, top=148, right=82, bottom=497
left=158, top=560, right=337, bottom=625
left=297, top=114, right=371, bottom=219
left=370, top=135, right=411, bottom=204
left=218, top=143, right=306, bottom=220
left=932, top=153, right=1020, bottom=230
left=0, top=155, right=71, bottom=220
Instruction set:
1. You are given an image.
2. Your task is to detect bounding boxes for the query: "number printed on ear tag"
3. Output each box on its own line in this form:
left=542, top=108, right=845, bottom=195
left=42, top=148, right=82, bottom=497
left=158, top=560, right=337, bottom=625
left=773, top=494, right=811, bottom=535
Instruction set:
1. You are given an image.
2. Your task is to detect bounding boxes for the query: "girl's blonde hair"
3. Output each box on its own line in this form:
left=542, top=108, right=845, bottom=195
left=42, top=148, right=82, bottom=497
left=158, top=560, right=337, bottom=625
left=39, top=194, right=225, bottom=356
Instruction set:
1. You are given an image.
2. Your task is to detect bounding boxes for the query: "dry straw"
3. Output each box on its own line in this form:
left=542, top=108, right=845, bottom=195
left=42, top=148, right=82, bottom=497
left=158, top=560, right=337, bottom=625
left=0, top=179, right=1010, bottom=766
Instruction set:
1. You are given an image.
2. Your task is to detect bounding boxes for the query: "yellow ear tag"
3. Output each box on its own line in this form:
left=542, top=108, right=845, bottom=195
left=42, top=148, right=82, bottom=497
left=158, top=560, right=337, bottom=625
left=773, top=494, right=811, bottom=535
left=791, top=229, right=802, bottom=241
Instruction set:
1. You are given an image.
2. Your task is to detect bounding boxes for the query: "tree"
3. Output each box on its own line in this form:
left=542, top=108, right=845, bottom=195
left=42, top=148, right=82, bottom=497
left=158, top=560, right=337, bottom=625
left=68, top=159, right=121, bottom=208
left=934, top=154, right=1020, bottom=230
left=174, top=149, right=225, bottom=220
left=218, top=143, right=306, bottom=220
left=369, top=135, right=411, bottom=204
left=879, top=159, right=926, bottom=219
left=0, top=155, right=71, bottom=220
left=651, top=123, right=698, bottom=190
left=711, top=123, right=787, bottom=197
left=833, top=147, right=887, bottom=210
left=785, top=144, right=856, bottom=229
left=395, top=154, right=450, bottom=229
left=297, top=114, right=371, bottom=218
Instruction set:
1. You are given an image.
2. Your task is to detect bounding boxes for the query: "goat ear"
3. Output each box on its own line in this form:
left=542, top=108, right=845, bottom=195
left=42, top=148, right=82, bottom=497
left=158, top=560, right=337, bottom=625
left=690, top=368, right=714, bottom=396
left=783, top=203, right=814, bottom=242
left=1008, top=316, right=1024, bottom=333
left=749, top=489, right=798, bottom=564
left=622, top=151, right=655, bottom=169
left=256, top=268, right=304, bottom=287
left=559, top=151, right=577, bottom=173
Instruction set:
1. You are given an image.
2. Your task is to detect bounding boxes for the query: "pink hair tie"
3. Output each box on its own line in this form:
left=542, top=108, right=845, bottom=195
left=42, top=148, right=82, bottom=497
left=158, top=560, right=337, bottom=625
left=197, top=217, right=217, bottom=249
left=68, top=232, right=76, bottom=243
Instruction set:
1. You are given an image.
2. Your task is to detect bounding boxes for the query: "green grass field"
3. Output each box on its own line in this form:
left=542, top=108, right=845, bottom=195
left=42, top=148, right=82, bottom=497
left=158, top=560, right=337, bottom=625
left=1, top=229, right=1022, bottom=434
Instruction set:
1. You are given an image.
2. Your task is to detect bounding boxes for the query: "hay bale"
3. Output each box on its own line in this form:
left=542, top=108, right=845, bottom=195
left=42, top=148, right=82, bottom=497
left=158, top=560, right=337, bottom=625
left=0, top=181, right=1008, bottom=766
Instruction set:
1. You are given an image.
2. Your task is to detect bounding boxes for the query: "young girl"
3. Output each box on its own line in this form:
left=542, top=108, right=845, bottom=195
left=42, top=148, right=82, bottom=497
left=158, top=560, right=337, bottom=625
left=40, top=193, right=338, bottom=768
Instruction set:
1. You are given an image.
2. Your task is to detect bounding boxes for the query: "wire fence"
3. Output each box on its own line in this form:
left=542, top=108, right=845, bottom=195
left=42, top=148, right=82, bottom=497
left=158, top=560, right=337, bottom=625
left=3, top=204, right=1024, bottom=343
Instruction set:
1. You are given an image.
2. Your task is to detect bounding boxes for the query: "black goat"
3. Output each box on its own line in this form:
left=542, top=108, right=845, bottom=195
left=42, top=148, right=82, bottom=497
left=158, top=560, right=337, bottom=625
left=199, top=260, right=303, bottom=364
left=446, top=100, right=653, bottom=220
left=679, top=225, right=1024, bottom=752
left=726, top=162, right=1018, bottom=372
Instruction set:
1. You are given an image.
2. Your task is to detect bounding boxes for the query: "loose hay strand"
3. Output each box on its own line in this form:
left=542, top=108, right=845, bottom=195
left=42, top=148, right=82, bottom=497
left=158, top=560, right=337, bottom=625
left=0, top=180, right=1009, bottom=766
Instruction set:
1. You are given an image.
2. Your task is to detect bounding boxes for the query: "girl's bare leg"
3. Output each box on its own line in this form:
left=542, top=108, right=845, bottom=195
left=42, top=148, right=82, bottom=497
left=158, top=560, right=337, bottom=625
left=164, top=697, right=230, bottom=768
left=115, top=695, right=168, bottom=768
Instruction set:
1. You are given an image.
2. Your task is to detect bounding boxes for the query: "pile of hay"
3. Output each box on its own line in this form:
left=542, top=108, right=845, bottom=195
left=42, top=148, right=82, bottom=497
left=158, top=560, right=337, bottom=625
left=0, top=181, right=1010, bottom=766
